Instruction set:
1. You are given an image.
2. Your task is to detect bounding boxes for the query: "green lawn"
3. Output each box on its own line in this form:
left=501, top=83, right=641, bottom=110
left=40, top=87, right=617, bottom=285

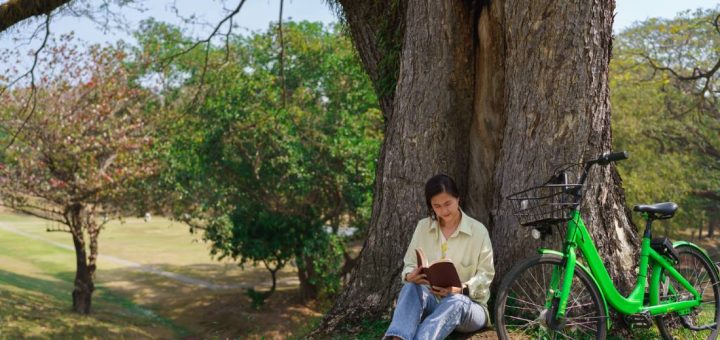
left=0, top=223, right=185, bottom=338
left=0, top=211, right=316, bottom=339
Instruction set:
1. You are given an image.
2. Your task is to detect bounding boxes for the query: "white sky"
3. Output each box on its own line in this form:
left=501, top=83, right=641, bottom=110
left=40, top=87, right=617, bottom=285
left=1, top=0, right=718, bottom=46
left=614, top=0, right=718, bottom=32
left=0, top=0, right=717, bottom=69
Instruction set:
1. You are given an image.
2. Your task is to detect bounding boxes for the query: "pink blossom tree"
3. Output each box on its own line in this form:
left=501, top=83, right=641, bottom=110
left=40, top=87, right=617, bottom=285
left=0, top=42, right=155, bottom=314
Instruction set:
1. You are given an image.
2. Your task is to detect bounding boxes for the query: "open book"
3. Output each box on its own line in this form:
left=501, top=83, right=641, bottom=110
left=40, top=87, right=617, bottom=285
left=415, top=248, right=462, bottom=288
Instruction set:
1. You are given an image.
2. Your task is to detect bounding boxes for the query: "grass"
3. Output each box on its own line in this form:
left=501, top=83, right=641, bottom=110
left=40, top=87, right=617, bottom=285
left=0, top=225, right=185, bottom=339
left=4, top=210, right=715, bottom=339
left=0, top=211, right=321, bottom=339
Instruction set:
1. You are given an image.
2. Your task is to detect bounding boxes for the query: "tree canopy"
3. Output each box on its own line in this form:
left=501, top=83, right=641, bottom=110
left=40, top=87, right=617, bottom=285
left=0, top=37, right=155, bottom=313
left=612, top=8, right=720, bottom=236
left=136, top=20, right=382, bottom=302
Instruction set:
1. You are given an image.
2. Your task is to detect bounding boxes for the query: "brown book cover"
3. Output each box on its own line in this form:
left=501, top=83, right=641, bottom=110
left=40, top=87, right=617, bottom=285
left=415, top=248, right=463, bottom=288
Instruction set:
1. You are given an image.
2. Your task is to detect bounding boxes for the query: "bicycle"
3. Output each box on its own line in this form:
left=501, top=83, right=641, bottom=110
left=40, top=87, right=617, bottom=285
left=494, top=151, right=720, bottom=339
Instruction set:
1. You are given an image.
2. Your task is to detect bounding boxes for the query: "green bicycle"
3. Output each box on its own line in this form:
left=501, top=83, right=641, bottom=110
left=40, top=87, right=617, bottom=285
left=494, top=151, right=720, bottom=339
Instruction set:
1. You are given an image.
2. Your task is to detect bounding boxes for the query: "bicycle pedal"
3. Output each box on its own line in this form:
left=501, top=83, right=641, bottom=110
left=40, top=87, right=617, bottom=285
left=623, top=312, right=653, bottom=328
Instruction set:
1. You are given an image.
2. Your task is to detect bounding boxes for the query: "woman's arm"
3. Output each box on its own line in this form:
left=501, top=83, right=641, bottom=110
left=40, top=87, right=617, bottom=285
left=463, top=232, right=495, bottom=304
left=400, top=220, right=426, bottom=282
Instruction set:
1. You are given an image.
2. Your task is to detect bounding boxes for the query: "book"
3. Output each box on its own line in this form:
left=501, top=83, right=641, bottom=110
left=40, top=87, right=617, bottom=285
left=415, top=248, right=463, bottom=288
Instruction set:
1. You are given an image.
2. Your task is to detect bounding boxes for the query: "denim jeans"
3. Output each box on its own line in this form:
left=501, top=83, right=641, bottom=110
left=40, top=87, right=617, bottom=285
left=384, top=282, right=487, bottom=340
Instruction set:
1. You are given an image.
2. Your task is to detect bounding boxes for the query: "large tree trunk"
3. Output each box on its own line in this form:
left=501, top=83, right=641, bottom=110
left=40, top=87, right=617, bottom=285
left=317, top=0, right=475, bottom=333
left=315, top=0, right=638, bottom=335
left=67, top=203, right=98, bottom=314
left=487, top=0, right=638, bottom=294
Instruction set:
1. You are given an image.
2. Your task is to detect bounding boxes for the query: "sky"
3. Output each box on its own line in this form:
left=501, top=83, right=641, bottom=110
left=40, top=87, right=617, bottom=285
left=1, top=0, right=718, bottom=47
left=0, top=0, right=718, bottom=68
left=614, top=0, right=718, bottom=32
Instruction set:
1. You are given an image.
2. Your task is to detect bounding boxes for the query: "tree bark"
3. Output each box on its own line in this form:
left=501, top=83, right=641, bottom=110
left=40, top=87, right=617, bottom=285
left=489, top=0, right=638, bottom=294
left=0, top=0, right=70, bottom=33
left=67, top=203, right=97, bottom=314
left=317, top=0, right=476, bottom=333
left=708, top=208, right=718, bottom=238
left=315, top=0, right=638, bottom=335
left=296, top=255, right=319, bottom=301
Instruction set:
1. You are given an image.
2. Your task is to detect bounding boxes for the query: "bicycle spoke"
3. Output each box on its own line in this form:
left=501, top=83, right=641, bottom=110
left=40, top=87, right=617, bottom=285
left=512, top=277, right=544, bottom=309
left=656, top=247, right=720, bottom=340
left=506, top=294, right=544, bottom=309
left=527, top=263, right=549, bottom=294
left=567, top=311, right=605, bottom=320
left=505, top=304, right=543, bottom=313
left=498, top=257, right=605, bottom=340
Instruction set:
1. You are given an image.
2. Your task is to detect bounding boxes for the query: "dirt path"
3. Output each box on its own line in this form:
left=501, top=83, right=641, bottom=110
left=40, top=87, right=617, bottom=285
left=0, top=222, right=293, bottom=290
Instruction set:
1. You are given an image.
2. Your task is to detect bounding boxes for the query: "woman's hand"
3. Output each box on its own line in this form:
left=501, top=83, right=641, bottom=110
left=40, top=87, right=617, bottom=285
left=405, top=267, right=430, bottom=285
left=430, top=285, right=463, bottom=297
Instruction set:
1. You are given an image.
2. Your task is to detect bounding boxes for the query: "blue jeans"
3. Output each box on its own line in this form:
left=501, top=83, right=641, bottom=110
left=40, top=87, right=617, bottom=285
left=384, top=282, right=487, bottom=340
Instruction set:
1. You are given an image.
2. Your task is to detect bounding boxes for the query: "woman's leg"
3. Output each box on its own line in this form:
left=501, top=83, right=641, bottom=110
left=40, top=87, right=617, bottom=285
left=384, top=283, right=437, bottom=340
left=454, top=301, right=487, bottom=333
left=414, top=293, right=484, bottom=340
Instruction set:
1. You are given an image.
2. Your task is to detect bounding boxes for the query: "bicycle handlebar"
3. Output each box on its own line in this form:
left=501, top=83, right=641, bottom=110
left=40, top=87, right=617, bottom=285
left=573, top=151, right=629, bottom=198
left=593, top=151, right=629, bottom=166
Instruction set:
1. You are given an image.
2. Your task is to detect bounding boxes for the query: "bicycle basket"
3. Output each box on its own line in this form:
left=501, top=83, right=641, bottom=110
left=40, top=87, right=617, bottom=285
left=507, top=172, right=581, bottom=227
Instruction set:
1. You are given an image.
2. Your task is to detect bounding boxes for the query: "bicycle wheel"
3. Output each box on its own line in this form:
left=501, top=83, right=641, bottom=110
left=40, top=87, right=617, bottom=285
left=495, top=253, right=607, bottom=339
left=655, top=245, right=720, bottom=340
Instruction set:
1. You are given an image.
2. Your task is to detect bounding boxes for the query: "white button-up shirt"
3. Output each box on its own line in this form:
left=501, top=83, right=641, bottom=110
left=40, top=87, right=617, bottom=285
left=401, top=210, right=495, bottom=308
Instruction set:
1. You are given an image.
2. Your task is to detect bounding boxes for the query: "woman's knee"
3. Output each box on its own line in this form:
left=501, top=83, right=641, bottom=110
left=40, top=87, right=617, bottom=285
left=443, top=293, right=470, bottom=306
left=399, top=282, right=420, bottom=294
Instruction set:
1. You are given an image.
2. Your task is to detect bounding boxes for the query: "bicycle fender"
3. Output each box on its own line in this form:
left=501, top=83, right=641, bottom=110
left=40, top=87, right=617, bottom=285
left=672, top=241, right=719, bottom=275
left=537, top=248, right=611, bottom=329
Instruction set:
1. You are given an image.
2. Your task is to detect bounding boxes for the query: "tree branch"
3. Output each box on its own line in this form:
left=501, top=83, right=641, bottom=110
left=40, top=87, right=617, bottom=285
left=4, top=201, right=66, bottom=224
left=46, top=226, right=72, bottom=233
left=3, top=13, right=51, bottom=150
left=278, top=0, right=287, bottom=108
left=639, top=15, right=720, bottom=84
left=0, top=0, right=69, bottom=33
left=693, top=190, right=720, bottom=202
left=161, top=0, right=246, bottom=66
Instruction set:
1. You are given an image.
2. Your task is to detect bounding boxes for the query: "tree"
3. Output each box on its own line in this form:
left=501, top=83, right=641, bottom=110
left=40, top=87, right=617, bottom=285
left=315, top=0, right=638, bottom=334
left=0, top=0, right=640, bottom=332
left=139, top=21, right=382, bottom=302
left=0, top=41, right=154, bottom=314
left=612, top=8, right=720, bottom=238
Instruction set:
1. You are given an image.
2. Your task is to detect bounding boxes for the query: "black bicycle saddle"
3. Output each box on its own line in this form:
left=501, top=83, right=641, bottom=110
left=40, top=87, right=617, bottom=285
left=633, top=202, right=678, bottom=219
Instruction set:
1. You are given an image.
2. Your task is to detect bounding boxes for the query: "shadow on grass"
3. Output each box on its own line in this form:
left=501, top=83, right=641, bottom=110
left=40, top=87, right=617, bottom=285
left=0, top=269, right=187, bottom=339
left=0, top=257, right=322, bottom=339
left=94, top=264, right=321, bottom=339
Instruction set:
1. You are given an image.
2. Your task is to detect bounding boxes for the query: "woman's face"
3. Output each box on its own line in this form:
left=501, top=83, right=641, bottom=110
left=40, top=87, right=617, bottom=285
left=430, top=192, right=460, bottom=222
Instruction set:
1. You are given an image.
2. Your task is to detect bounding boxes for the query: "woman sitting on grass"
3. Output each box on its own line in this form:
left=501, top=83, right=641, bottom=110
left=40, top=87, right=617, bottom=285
left=384, top=174, right=494, bottom=340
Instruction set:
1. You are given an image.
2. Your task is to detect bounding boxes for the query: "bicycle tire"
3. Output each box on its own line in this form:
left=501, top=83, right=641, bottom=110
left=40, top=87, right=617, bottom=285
left=655, top=245, right=720, bottom=340
left=495, top=253, right=607, bottom=339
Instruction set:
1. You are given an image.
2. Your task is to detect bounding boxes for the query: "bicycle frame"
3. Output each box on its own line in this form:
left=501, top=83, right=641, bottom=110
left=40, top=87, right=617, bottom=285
left=549, top=210, right=701, bottom=320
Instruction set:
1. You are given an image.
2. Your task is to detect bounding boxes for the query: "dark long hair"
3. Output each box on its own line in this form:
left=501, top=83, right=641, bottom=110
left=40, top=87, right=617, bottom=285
left=424, top=174, right=460, bottom=219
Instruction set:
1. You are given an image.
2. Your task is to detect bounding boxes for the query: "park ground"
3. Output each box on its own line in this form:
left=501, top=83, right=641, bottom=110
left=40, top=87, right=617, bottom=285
left=0, top=209, right=719, bottom=339
left=0, top=209, right=324, bottom=339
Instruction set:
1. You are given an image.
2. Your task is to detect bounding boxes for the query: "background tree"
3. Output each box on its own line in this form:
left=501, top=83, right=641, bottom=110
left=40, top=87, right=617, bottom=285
left=136, top=21, right=382, bottom=303
left=0, top=40, right=154, bottom=314
left=612, top=8, right=720, bottom=238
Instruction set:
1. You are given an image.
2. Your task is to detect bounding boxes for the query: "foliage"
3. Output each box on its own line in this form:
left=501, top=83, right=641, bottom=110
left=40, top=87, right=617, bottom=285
left=136, top=21, right=382, bottom=303
left=0, top=37, right=155, bottom=219
left=326, top=0, right=405, bottom=112
left=611, top=8, right=720, bottom=236
left=0, top=36, right=155, bottom=312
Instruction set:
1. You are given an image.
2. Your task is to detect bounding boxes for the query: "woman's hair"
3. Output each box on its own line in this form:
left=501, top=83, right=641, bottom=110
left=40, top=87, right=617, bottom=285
left=424, top=174, right=460, bottom=219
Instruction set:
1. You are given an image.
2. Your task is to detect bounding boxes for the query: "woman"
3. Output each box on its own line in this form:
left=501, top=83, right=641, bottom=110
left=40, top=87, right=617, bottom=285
left=384, top=174, right=494, bottom=340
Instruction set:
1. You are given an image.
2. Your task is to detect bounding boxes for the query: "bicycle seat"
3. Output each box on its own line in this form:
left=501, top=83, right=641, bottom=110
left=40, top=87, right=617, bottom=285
left=633, top=202, right=678, bottom=219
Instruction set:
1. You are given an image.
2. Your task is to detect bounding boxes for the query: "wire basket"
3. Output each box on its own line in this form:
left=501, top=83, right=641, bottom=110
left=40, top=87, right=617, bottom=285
left=507, top=171, right=582, bottom=227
